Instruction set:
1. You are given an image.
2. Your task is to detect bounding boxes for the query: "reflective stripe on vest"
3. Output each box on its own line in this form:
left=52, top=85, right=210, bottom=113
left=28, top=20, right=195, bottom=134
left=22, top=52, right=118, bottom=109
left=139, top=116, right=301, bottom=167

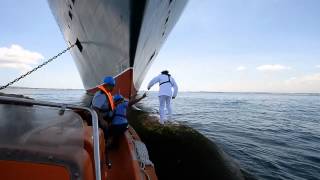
left=98, top=85, right=115, bottom=111
left=114, top=114, right=126, bottom=118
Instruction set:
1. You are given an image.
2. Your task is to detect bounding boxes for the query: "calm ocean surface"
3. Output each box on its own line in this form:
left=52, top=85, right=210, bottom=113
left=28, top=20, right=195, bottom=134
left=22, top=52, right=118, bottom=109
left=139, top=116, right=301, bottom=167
left=2, top=87, right=320, bottom=180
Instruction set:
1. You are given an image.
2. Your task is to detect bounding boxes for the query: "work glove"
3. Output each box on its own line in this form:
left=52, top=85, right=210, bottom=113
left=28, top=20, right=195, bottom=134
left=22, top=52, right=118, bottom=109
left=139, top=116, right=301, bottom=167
left=142, top=92, right=147, bottom=98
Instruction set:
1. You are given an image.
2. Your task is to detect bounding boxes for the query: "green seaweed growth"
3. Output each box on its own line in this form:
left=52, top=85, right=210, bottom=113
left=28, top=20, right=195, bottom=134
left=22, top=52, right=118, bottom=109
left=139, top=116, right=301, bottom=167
left=128, top=109, right=245, bottom=180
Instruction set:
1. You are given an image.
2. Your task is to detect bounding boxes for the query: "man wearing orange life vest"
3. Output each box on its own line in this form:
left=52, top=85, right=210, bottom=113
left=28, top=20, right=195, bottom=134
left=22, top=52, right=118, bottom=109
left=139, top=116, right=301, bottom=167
left=91, top=76, right=116, bottom=138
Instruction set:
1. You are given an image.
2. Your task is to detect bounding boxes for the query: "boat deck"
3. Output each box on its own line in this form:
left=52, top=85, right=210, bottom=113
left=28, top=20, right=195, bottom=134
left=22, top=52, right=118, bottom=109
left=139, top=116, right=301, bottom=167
left=0, top=97, right=157, bottom=180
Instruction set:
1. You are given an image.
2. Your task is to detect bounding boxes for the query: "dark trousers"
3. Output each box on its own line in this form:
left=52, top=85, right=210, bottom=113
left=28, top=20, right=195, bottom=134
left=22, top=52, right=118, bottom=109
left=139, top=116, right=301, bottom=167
left=107, top=123, right=128, bottom=148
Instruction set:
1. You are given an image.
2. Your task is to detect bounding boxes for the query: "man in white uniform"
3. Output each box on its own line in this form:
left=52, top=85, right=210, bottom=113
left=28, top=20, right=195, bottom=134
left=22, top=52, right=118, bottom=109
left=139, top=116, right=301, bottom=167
left=147, top=70, right=178, bottom=124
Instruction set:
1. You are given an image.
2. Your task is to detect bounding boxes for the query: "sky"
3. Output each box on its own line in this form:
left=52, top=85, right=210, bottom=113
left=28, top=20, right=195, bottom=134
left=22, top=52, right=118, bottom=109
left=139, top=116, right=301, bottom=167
left=1, top=0, right=320, bottom=93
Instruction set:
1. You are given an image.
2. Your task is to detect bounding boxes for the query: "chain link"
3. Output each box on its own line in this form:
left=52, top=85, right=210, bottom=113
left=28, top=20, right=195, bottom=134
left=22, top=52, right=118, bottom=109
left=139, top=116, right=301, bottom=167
left=0, top=44, right=75, bottom=91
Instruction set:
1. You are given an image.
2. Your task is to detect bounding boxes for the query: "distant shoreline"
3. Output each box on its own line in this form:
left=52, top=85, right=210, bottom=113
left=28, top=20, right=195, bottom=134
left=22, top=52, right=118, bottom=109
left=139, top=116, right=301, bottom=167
left=6, top=86, right=85, bottom=91
left=5, top=86, right=319, bottom=95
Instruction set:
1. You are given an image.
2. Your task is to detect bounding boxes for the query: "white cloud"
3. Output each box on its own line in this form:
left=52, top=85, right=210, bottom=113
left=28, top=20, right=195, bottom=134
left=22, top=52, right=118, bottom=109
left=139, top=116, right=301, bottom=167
left=256, top=64, right=291, bottom=71
left=286, top=73, right=320, bottom=83
left=316, top=65, right=320, bottom=68
left=284, top=73, right=320, bottom=93
left=0, top=44, right=43, bottom=71
left=0, top=63, right=32, bottom=71
left=236, top=66, right=247, bottom=71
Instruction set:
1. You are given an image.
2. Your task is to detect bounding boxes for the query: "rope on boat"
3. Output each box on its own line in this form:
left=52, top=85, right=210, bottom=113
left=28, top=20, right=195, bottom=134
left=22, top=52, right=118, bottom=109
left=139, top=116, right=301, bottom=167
left=134, top=140, right=154, bottom=167
left=134, top=140, right=154, bottom=180
left=140, top=168, right=151, bottom=180
left=0, top=44, right=75, bottom=90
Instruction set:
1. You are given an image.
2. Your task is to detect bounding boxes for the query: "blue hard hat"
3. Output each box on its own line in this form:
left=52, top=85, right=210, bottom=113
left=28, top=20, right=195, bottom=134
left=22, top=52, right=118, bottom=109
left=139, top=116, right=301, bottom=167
left=113, top=94, right=124, bottom=102
left=103, top=76, right=115, bottom=86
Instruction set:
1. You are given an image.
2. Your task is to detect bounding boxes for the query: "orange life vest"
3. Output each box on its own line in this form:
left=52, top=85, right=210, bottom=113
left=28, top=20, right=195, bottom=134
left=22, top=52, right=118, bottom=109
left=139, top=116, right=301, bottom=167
left=98, top=85, right=115, bottom=111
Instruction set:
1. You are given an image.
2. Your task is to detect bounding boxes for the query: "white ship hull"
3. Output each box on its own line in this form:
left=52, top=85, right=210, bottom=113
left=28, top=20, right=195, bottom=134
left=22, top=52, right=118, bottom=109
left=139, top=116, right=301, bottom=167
left=48, top=0, right=187, bottom=98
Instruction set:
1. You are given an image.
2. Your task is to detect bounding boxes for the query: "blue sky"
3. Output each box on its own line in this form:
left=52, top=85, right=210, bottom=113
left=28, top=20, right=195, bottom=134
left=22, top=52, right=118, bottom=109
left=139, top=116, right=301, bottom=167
left=1, top=0, right=320, bottom=92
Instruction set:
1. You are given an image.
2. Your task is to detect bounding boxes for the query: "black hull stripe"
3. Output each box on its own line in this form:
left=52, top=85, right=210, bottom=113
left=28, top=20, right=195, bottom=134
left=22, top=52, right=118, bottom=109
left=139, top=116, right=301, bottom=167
left=130, top=0, right=147, bottom=67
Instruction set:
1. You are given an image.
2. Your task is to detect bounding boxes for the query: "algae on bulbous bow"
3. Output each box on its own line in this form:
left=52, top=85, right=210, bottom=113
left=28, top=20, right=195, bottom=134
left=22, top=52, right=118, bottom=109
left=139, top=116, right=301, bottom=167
left=128, top=108, right=246, bottom=180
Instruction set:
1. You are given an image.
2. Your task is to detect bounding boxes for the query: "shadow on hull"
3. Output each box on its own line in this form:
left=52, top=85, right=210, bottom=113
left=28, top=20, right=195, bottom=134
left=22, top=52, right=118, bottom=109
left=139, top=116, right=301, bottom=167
left=128, top=109, right=251, bottom=180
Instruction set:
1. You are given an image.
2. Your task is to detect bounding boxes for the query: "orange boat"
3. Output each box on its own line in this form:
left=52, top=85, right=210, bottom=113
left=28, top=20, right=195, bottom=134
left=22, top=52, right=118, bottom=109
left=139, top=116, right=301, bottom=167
left=0, top=95, right=157, bottom=180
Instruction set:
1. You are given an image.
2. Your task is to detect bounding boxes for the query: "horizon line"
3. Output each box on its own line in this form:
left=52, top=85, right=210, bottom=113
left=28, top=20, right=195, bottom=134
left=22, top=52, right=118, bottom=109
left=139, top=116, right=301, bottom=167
left=4, top=86, right=320, bottom=95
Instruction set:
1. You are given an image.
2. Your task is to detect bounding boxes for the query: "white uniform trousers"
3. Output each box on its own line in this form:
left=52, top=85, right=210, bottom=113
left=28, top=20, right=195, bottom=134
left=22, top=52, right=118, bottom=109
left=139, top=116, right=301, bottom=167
left=159, top=95, right=172, bottom=124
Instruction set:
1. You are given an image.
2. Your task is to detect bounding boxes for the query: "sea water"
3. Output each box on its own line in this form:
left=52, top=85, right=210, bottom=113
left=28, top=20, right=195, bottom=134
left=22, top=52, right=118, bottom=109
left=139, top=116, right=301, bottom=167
left=2, top=87, right=320, bottom=180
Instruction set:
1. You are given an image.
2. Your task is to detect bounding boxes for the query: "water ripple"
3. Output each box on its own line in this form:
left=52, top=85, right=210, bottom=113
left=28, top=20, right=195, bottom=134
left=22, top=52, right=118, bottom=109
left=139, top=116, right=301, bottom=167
left=6, top=88, right=320, bottom=180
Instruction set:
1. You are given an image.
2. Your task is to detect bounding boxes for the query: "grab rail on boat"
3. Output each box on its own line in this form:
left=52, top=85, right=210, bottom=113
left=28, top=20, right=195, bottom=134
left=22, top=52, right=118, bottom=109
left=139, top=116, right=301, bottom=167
left=0, top=95, right=101, bottom=180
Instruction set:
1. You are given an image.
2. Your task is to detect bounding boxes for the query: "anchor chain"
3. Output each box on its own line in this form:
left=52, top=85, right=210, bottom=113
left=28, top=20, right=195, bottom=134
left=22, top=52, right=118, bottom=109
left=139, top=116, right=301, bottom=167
left=0, top=44, right=75, bottom=90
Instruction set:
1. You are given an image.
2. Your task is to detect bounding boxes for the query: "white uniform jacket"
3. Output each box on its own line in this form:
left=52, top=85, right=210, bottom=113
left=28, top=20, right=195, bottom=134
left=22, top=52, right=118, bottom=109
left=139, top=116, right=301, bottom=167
left=147, top=74, right=178, bottom=97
